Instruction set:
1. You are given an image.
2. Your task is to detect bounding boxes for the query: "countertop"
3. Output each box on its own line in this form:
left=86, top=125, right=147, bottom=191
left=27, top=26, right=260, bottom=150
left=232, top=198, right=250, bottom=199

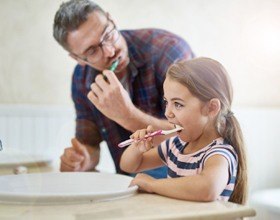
left=0, top=192, right=256, bottom=220
left=0, top=161, right=256, bottom=220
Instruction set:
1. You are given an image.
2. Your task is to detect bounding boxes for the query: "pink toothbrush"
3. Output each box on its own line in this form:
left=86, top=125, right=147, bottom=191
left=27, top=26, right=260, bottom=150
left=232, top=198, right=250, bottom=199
left=118, top=126, right=183, bottom=148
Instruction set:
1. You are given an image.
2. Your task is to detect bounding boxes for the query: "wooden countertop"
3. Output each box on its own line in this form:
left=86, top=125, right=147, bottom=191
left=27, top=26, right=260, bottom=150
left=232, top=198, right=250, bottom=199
left=0, top=162, right=256, bottom=219
left=0, top=192, right=256, bottom=220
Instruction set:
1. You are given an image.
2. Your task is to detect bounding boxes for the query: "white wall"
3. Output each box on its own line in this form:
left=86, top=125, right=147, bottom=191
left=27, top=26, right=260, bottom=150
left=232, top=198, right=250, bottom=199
left=0, top=0, right=280, bottom=106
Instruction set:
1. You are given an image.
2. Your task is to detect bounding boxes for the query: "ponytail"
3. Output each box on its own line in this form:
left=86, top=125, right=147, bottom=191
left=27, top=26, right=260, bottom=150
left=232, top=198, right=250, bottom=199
left=219, top=113, right=248, bottom=204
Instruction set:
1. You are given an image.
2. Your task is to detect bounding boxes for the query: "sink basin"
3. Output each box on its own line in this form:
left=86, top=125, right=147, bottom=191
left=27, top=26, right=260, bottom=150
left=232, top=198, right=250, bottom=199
left=0, top=172, right=138, bottom=205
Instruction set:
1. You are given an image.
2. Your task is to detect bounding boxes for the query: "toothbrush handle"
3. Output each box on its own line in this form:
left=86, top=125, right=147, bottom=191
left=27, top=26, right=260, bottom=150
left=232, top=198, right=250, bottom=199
left=118, top=139, right=134, bottom=148
left=118, top=130, right=162, bottom=148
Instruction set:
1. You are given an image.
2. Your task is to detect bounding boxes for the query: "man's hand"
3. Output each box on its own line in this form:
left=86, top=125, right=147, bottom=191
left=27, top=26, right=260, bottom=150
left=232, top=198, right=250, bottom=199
left=87, top=70, right=135, bottom=122
left=60, top=138, right=100, bottom=172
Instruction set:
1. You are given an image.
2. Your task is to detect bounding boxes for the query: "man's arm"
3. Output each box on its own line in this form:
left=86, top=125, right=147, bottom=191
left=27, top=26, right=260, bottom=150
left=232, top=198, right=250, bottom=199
left=88, top=70, right=173, bottom=132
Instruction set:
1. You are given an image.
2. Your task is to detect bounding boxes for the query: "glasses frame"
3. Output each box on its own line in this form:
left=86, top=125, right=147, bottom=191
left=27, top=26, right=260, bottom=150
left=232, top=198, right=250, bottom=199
left=72, top=15, right=120, bottom=64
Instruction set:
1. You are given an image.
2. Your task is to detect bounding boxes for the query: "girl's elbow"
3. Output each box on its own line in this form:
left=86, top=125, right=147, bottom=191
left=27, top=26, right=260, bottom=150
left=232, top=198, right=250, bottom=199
left=200, top=189, right=220, bottom=202
left=201, top=193, right=218, bottom=202
left=191, top=185, right=220, bottom=202
left=199, top=180, right=223, bottom=202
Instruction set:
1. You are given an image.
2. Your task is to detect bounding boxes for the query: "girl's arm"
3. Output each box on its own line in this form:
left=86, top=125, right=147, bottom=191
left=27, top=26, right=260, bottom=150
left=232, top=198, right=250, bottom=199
left=120, top=126, right=165, bottom=173
left=120, top=144, right=164, bottom=173
left=131, top=155, right=229, bottom=202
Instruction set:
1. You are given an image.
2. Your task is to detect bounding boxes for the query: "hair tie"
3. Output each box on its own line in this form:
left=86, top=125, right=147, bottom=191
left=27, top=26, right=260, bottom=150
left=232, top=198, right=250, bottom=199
left=226, top=110, right=234, bottom=118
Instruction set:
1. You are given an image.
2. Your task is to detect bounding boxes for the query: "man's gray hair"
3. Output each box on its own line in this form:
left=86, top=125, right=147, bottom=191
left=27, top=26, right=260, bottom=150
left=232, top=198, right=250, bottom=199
left=53, top=0, right=105, bottom=51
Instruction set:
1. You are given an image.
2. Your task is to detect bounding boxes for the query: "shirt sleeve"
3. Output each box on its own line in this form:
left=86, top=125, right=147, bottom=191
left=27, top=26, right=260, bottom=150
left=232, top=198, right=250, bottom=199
left=202, top=145, right=238, bottom=184
left=158, top=138, right=171, bottom=164
left=71, top=65, right=102, bottom=147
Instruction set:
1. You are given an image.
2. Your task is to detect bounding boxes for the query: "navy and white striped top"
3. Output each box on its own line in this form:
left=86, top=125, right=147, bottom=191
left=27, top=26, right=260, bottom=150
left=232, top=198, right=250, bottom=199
left=158, top=136, right=238, bottom=201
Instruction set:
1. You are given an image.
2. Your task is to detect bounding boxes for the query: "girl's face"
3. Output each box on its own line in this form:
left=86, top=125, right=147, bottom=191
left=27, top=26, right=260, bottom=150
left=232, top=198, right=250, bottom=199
left=163, top=76, right=210, bottom=143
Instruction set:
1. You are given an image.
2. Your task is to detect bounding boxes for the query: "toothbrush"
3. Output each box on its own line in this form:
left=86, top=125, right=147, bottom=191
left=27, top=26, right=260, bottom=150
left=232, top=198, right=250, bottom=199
left=118, top=126, right=183, bottom=148
left=103, top=59, right=119, bottom=81
left=109, top=59, right=119, bottom=72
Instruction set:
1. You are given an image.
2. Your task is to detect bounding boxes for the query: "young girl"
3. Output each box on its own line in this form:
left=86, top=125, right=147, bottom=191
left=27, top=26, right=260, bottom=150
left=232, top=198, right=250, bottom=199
left=120, top=57, right=247, bottom=204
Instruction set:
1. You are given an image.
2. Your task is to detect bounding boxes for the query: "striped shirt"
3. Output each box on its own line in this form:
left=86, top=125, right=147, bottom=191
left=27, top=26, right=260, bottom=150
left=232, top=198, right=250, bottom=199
left=72, top=29, right=194, bottom=173
left=158, top=136, right=238, bottom=201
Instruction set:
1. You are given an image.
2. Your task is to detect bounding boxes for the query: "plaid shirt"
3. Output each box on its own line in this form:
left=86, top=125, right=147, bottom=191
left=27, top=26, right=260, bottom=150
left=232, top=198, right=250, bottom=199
left=72, top=28, right=194, bottom=173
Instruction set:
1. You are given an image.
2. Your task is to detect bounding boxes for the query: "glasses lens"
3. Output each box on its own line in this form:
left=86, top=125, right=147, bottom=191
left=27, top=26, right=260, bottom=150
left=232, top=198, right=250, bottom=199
left=103, top=29, right=119, bottom=45
left=86, top=47, right=103, bottom=63
left=86, top=29, right=119, bottom=64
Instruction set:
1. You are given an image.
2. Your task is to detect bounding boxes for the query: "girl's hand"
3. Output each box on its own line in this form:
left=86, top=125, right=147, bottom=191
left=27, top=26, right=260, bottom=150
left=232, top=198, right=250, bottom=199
left=130, top=125, right=155, bottom=153
left=129, top=173, right=156, bottom=193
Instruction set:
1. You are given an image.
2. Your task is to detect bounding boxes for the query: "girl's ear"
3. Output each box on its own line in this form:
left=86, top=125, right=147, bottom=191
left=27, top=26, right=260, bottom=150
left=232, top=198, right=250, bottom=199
left=69, top=53, right=87, bottom=67
left=207, top=98, right=221, bottom=117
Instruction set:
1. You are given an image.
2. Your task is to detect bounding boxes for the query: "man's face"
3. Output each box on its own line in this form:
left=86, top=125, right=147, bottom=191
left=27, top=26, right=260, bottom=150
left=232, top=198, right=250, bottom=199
left=67, top=11, right=129, bottom=73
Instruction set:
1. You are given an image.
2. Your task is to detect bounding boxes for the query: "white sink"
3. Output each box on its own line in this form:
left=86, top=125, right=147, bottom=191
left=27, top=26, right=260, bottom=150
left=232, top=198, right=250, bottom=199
left=0, top=172, right=138, bottom=205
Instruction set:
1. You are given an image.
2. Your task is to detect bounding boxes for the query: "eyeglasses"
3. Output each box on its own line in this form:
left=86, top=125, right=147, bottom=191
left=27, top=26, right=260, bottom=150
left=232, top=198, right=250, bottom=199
left=74, top=18, right=120, bottom=64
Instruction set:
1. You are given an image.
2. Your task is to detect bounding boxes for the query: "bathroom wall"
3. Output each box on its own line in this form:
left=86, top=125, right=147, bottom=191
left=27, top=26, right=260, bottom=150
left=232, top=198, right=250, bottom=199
left=0, top=0, right=279, bottom=107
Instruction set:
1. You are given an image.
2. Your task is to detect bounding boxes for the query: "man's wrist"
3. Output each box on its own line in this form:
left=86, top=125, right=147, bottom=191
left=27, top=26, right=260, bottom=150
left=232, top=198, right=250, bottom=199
left=84, top=144, right=100, bottom=171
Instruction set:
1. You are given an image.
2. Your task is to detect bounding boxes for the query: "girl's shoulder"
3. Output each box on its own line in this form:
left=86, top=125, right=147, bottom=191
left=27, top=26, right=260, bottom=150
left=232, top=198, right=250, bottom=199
left=202, top=138, right=238, bottom=170
left=207, top=138, right=238, bottom=158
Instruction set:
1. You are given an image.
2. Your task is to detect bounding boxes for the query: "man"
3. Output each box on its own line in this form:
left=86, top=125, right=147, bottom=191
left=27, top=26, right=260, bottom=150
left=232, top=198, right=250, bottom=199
left=53, top=0, right=194, bottom=178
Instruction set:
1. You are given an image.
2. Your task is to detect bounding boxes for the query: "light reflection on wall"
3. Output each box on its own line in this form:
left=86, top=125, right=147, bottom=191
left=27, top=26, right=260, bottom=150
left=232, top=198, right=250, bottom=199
left=242, top=9, right=280, bottom=72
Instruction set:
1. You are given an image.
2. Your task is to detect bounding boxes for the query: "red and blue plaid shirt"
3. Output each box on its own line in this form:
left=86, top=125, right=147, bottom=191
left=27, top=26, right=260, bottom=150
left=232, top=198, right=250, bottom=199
left=72, top=28, right=194, bottom=173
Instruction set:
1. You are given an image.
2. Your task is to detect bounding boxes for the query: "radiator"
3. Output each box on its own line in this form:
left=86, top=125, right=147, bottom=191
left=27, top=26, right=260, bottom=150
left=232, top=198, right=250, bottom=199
left=0, top=104, right=75, bottom=158
left=0, top=104, right=115, bottom=172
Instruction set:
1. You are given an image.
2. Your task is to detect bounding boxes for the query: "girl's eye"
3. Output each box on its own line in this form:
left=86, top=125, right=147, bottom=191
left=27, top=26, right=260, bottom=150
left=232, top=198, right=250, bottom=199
left=174, top=102, right=183, bottom=109
left=163, top=99, right=168, bottom=106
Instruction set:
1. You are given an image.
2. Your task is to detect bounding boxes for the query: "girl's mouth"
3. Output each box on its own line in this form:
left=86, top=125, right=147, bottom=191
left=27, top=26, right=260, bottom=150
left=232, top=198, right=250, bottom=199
left=174, top=124, right=183, bottom=134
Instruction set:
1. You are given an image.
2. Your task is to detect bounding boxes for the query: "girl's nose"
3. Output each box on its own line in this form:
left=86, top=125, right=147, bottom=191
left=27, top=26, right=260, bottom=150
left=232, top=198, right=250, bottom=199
left=102, top=44, right=116, bottom=58
left=165, top=107, right=175, bottom=119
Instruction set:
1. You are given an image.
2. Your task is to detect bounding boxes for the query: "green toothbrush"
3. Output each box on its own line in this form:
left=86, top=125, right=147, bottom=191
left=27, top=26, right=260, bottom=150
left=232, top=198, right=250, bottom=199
left=103, top=59, right=119, bottom=81
left=109, top=59, right=119, bottom=72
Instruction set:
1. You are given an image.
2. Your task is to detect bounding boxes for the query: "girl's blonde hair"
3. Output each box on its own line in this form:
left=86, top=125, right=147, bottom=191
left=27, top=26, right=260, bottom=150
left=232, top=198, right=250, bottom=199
left=166, top=57, right=247, bottom=204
